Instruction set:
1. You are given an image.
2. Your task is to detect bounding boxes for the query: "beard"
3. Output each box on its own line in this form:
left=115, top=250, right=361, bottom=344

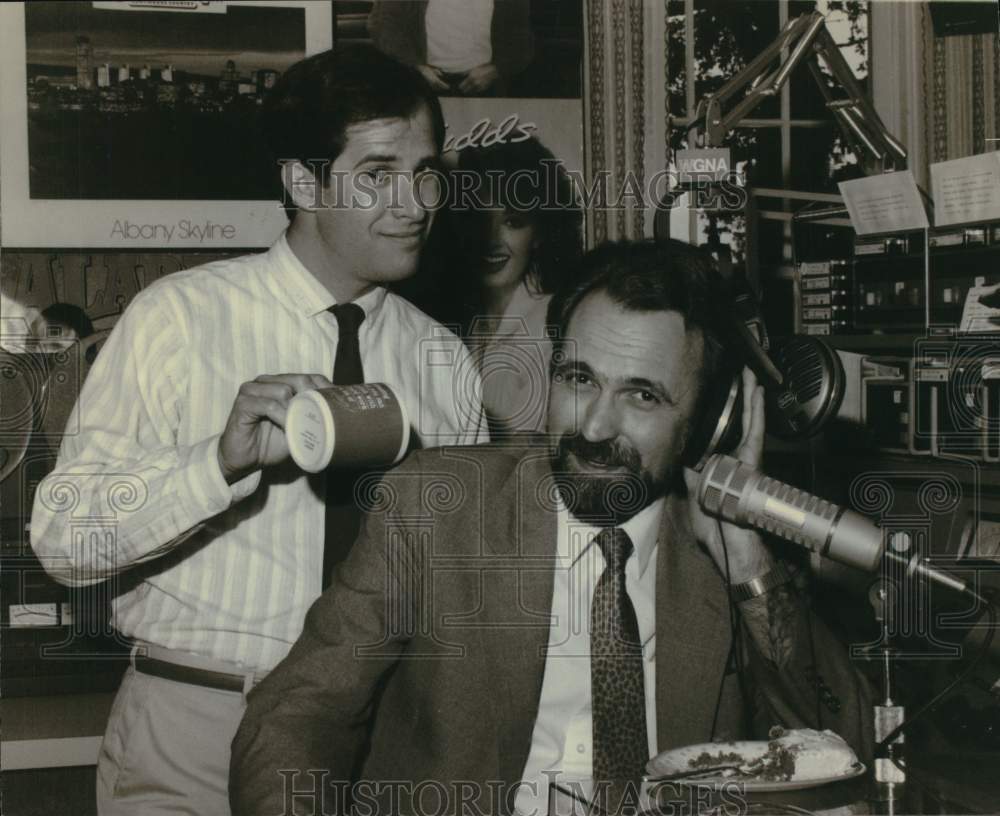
left=550, top=433, right=672, bottom=525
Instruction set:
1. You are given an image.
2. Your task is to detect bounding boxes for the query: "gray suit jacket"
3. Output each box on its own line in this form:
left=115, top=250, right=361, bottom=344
left=231, top=444, right=873, bottom=815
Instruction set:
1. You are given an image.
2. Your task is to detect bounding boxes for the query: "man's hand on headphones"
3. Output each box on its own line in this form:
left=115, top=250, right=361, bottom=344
left=684, top=366, right=775, bottom=584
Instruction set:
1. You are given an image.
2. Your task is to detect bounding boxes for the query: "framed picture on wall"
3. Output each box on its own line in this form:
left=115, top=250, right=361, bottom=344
left=350, top=0, right=582, bottom=99
left=0, top=0, right=333, bottom=249
left=333, top=0, right=586, bottom=196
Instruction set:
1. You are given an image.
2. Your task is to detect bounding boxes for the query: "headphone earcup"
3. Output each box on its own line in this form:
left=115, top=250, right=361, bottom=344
left=764, top=335, right=846, bottom=439
left=684, top=365, right=744, bottom=472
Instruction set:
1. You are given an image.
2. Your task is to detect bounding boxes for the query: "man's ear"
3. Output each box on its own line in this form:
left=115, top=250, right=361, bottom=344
left=279, top=160, right=323, bottom=212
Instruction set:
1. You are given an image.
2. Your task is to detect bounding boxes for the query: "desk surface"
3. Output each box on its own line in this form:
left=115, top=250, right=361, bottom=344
left=1, top=692, right=114, bottom=770
left=2, top=694, right=998, bottom=809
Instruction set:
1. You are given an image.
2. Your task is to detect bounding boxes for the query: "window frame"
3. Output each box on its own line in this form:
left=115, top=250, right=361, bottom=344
left=666, top=0, right=871, bottom=253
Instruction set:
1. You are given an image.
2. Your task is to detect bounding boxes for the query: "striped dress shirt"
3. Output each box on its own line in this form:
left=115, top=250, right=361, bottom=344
left=30, top=234, right=488, bottom=671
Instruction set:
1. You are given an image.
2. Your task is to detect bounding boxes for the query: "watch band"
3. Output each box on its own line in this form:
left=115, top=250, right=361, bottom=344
left=730, top=563, right=791, bottom=602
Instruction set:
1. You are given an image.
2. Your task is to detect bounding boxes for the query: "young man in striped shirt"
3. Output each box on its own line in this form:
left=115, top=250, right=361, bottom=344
left=30, top=45, right=486, bottom=816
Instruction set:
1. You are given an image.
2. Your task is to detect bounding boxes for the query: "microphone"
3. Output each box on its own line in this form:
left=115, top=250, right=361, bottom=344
left=697, top=454, right=972, bottom=594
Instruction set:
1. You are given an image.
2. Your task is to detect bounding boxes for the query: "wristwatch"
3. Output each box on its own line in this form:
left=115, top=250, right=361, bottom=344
left=730, top=563, right=791, bottom=602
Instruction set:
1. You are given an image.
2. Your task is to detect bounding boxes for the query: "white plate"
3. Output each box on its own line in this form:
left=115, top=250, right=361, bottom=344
left=652, top=762, right=866, bottom=793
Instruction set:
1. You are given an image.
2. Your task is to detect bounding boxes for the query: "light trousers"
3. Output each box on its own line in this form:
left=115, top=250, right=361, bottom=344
left=96, top=666, right=247, bottom=816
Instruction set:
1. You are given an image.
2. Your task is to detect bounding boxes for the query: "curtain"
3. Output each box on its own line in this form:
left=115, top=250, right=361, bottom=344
left=878, top=2, right=1000, bottom=184
left=583, top=0, right=663, bottom=245
left=928, top=23, right=1000, bottom=165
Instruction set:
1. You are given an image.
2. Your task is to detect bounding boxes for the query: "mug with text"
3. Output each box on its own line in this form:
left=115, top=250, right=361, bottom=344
left=285, top=383, right=410, bottom=472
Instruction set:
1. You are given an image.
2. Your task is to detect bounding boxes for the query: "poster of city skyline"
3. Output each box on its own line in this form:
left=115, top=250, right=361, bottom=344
left=25, top=1, right=307, bottom=200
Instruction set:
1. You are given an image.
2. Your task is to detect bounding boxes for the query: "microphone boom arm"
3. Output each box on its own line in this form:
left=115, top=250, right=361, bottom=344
left=689, top=10, right=907, bottom=176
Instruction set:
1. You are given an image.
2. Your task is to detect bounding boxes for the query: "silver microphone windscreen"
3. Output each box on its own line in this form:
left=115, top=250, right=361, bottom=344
left=697, top=453, right=884, bottom=573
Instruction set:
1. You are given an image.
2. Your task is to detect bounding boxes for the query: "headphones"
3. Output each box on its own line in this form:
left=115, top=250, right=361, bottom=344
left=676, top=244, right=847, bottom=472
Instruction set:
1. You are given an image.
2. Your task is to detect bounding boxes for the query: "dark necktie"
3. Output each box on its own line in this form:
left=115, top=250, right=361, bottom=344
left=330, top=302, right=365, bottom=386
left=591, top=527, right=648, bottom=814
left=323, top=303, right=366, bottom=585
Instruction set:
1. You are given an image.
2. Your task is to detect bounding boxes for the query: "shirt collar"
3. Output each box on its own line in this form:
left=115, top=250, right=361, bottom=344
left=622, top=498, right=664, bottom=578
left=268, top=231, right=388, bottom=319
left=558, top=496, right=665, bottom=580
left=504, top=279, right=548, bottom=315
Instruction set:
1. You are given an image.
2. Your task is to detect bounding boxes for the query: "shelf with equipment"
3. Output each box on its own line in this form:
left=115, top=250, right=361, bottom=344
left=792, top=218, right=1000, bottom=348
left=785, top=214, right=1000, bottom=469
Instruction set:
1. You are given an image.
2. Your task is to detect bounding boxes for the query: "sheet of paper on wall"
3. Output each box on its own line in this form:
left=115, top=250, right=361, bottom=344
left=960, top=279, right=1000, bottom=333
left=838, top=171, right=930, bottom=235
left=930, top=152, right=1000, bottom=227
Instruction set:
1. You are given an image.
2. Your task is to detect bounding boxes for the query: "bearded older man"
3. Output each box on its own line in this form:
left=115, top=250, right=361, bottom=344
left=231, top=239, right=873, bottom=816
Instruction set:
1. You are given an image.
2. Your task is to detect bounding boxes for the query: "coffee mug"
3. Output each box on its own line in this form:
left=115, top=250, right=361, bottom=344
left=285, top=383, right=410, bottom=473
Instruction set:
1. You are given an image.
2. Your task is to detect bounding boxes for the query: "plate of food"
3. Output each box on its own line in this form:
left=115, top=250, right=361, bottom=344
left=644, top=727, right=865, bottom=792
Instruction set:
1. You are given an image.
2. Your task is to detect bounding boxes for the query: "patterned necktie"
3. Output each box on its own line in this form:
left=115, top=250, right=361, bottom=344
left=323, top=303, right=366, bottom=585
left=591, top=527, right=648, bottom=813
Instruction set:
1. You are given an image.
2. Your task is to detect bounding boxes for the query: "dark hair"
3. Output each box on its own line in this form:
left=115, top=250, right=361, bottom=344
left=455, top=136, right=583, bottom=295
left=40, top=302, right=94, bottom=340
left=39, top=302, right=97, bottom=364
left=261, top=45, right=445, bottom=212
left=547, top=240, right=727, bottom=385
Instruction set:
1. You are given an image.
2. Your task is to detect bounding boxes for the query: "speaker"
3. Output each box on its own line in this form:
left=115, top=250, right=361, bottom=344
left=929, top=1, right=998, bottom=37
left=0, top=351, right=49, bottom=482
